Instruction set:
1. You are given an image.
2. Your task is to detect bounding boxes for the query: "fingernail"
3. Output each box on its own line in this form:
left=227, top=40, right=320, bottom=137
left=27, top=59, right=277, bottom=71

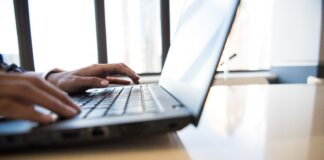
left=100, top=80, right=109, bottom=86
left=62, top=91, right=68, bottom=95
left=73, top=105, right=81, bottom=113
left=66, top=107, right=78, bottom=115
left=50, top=114, right=58, bottom=122
left=75, top=106, right=81, bottom=112
left=72, top=102, right=81, bottom=111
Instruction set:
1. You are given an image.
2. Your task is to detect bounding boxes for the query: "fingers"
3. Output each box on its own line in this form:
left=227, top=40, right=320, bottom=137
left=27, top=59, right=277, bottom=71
left=106, top=77, right=131, bottom=85
left=28, top=76, right=80, bottom=112
left=0, top=74, right=79, bottom=118
left=119, top=63, right=140, bottom=84
left=0, top=81, right=77, bottom=118
left=61, top=76, right=133, bottom=93
left=113, top=63, right=140, bottom=83
left=72, top=76, right=109, bottom=90
left=76, top=63, right=140, bottom=84
left=0, top=99, right=54, bottom=124
left=13, top=74, right=79, bottom=112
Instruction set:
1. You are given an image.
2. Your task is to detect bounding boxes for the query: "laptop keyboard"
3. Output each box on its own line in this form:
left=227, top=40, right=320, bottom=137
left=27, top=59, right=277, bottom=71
left=71, top=85, right=160, bottom=119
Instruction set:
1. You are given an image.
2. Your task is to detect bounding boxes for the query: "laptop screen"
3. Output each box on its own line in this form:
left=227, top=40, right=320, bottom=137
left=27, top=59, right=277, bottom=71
left=159, top=0, right=239, bottom=125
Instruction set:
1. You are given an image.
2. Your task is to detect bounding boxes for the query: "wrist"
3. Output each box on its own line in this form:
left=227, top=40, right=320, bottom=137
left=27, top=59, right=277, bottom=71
left=42, top=68, right=63, bottom=81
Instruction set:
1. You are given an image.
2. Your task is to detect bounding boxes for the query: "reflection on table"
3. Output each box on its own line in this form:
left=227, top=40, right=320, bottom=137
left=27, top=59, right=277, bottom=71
left=1, top=84, right=324, bottom=160
left=178, top=84, right=324, bottom=160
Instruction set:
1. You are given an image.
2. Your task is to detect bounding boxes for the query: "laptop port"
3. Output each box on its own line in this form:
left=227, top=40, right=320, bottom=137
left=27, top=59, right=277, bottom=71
left=61, top=130, right=80, bottom=140
left=90, top=127, right=108, bottom=138
left=92, top=127, right=104, bottom=137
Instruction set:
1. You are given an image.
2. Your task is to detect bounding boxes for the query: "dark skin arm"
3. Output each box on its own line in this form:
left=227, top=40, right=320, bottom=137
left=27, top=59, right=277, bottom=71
left=0, top=72, right=80, bottom=123
left=46, top=63, right=140, bottom=93
left=0, top=63, right=140, bottom=123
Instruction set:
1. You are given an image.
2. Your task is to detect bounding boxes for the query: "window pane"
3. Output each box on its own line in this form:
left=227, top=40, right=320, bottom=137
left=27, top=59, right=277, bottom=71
left=29, top=0, right=98, bottom=72
left=105, top=0, right=162, bottom=73
left=170, top=0, right=186, bottom=42
left=170, top=0, right=272, bottom=71
left=219, top=0, right=272, bottom=71
left=0, top=0, right=20, bottom=65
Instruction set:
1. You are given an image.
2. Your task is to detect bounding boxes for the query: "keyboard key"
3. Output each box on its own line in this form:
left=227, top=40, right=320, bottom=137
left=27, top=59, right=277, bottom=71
left=145, top=107, right=159, bottom=113
left=106, top=109, right=124, bottom=116
left=73, top=108, right=92, bottom=119
left=104, top=91, right=120, bottom=99
left=109, top=106, right=125, bottom=111
left=119, top=88, right=132, bottom=97
left=77, top=96, right=94, bottom=103
left=144, top=100, right=160, bottom=113
left=125, top=107, right=143, bottom=114
left=127, top=101, right=142, bottom=107
left=144, top=100, right=156, bottom=107
left=71, top=85, right=164, bottom=118
left=82, top=103, right=98, bottom=109
left=96, top=102, right=113, bottom=108
left=111, top=99, right=127, bottom=107
left=86, top=109, right=106, bottom=118
left=109, top=87, right=130, bottom=111
left=75, top=101, right=85, bottom=107
left=92, top=97, right=103, bottom=102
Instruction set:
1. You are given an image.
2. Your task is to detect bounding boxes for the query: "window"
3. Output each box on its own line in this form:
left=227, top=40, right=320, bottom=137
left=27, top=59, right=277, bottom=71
left=170, top=0, right=186, bottom=42
left=0, top=0, right=20, bottom=65
left=29, top=0, right=98, bottom=72
left=105, top=0, right=162, bottom=73
left=170, top=0, right=272, bottom=71
left=11, top=0, right=272, bottom=73
left=219, top=0, right=272, bottom=71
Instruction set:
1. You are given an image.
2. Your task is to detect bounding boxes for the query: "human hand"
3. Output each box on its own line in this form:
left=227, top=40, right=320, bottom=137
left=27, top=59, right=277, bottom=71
left=47, top=63, right=140, bottom=93
left=0, top=72, right=80, bottom=124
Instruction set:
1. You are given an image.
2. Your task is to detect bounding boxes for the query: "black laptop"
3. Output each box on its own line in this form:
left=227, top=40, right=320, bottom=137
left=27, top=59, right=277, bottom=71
left=0, top=0, right=240, bottom=149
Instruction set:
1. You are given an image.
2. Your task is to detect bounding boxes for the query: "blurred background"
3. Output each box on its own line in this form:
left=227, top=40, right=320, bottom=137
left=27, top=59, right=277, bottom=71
left=0, top=0, right=322, bottom=84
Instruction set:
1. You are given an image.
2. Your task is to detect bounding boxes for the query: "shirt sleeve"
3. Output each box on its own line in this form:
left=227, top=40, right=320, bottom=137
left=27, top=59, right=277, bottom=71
left=0, top=53, right=27, bottom=73
left=0, top=53, right=6, bottom=71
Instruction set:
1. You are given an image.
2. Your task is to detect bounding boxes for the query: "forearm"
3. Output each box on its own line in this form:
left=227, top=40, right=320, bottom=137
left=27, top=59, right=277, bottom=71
left=23, top=71, right=43, bottom=79
left=0, top=53, right=61, bottom=81
left=1, top=53, right=27, bottom=73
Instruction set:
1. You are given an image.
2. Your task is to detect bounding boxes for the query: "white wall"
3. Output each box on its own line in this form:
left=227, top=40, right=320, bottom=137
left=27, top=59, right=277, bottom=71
left=271, top=0, right=322, bottom=67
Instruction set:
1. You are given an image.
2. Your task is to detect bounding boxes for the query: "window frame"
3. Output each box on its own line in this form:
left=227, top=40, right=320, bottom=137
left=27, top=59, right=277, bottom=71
left=13, top=0, right=171, bottom=73
left=13, top=0, right=34, bottom=71
left=13, top=0, right=271, bottom=75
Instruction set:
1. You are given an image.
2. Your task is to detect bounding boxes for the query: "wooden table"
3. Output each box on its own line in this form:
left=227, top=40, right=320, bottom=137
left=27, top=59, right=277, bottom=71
left=178, top=84, right=324, bottom=160
left=1, top=84, right=324, bottom=160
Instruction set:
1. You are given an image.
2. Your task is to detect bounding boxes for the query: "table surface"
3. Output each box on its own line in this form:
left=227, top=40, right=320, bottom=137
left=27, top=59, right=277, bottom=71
left=178, top=84, right=324, bottom=160
left=1, top=84, right=324, bottom=160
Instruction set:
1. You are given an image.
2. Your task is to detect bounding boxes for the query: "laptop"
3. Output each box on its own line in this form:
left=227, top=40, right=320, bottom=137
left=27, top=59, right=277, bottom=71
left=0, top=0, right=240, bottom=149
